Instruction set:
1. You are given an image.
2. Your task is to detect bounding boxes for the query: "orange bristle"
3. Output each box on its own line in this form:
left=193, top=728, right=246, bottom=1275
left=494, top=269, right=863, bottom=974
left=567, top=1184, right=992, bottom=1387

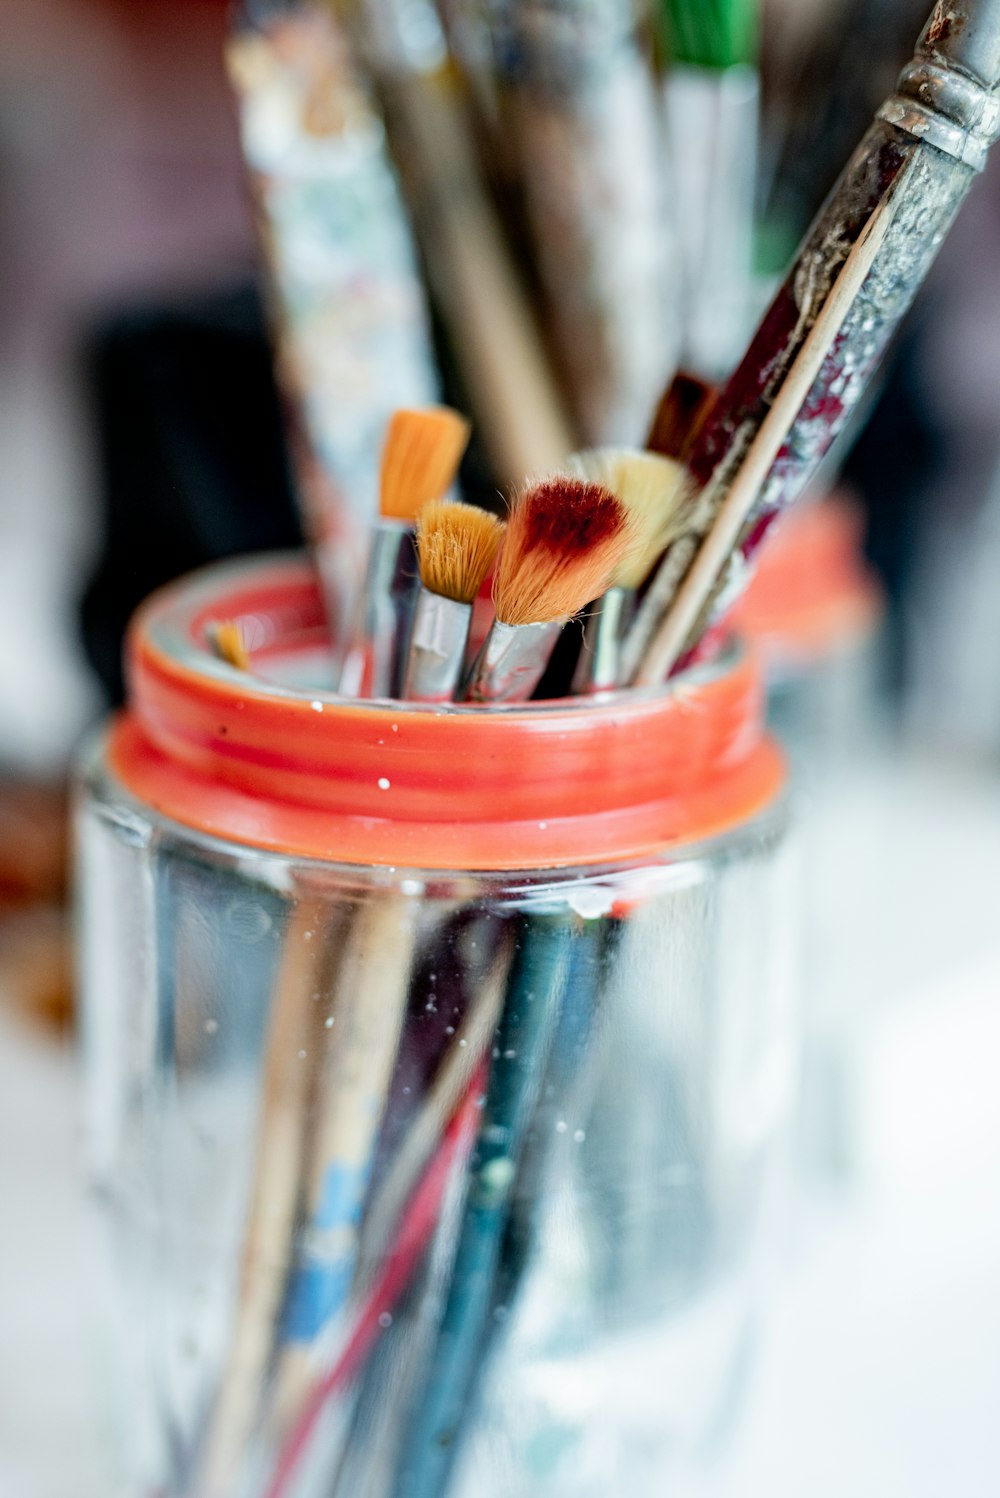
left=417, top=500, right=507, bottom=606
left=208, top=620, right=250, bottom=672
left=492, top=478, right=630, bottom=627
left=379, top=407, right=472, bottom=523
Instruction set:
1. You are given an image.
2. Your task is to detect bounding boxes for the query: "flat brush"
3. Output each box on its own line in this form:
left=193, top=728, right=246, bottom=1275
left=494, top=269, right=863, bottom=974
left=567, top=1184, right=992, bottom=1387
left=340, top=407, right=470, bottom=698
left=566, top=450, right=688, bottom=692
left=463, top=477, right=630, bottom=704
left=402, top=500, right=506, bottom=702
left=626, top=0, right=1000, bottom=684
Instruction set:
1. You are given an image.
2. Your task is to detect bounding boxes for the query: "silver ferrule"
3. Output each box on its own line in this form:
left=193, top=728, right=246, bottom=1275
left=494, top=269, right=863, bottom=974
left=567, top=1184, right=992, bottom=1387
left=463, top=620, right=562, bottom=704
left=878, top=2, right=1000, bottom=170
left=402, top=589, right=472, bottom=702
left=339, top=522, right=417, bottom=698
left=571, top=588, right=634, bottom=694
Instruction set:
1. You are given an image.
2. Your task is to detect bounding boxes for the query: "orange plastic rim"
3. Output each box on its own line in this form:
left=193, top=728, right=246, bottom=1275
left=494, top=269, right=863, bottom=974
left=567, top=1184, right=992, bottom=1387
left=108, top=555, right=786, bottom=871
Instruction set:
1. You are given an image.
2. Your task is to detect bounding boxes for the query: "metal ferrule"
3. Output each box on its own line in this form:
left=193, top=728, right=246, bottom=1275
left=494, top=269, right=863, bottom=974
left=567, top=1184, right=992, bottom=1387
left=463, top=620, right=562, bottom=704
left=571, top=588, right=634, bottom=694
left=339, top=522, right=417, bottom=698
left=402, top=589, right=472, bottom=703
left=879, top=3, right=1000, bottom=170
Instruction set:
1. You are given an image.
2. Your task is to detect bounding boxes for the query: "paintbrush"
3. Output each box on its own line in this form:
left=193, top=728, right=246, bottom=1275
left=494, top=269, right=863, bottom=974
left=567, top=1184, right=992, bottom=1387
left=269, top=924, right=516, bottom=1497
left=196, top=891, right=344, bottom=1498
left=206, top=619, right=252, bottom=673
left=490, top=0, right=678, bottom=445
left=566, top=450, right=689, bottom=693
left=402, top=500, right=506, bottom=702
left=661, top=0, right=760, bottom=379
left=357, top=3, right=577, bottom=487
left=395, top=910, right=576, bottom=1498
left=463, top=477, right=631, bottom=703
left=265, top=1069, right=488, bottom=1498
left=261, top=885, right=425, bottom=1452
left=227, top=2, right=442, bottom=651
left=646, top=370, right=718, bottom=461
left=624, top=0, right=1000, bottom=685
left=340, top=407, right=470, bottom=698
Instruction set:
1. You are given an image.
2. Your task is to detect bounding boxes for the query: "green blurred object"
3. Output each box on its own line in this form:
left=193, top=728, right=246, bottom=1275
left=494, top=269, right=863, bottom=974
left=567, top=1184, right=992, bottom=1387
left=661, top=0, right=758, bottom=69
left=661, top=0, right=760, bottom=377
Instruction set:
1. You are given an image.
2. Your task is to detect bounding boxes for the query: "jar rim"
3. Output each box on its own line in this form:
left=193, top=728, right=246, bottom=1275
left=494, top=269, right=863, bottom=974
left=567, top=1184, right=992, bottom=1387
left=142, top=551, right=741, bottom=717
left=110, top=553, right=786, bottom=870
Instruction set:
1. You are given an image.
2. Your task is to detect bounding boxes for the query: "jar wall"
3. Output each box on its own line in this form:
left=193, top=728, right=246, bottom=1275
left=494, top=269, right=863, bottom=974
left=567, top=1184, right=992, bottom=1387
left=79, top=742, right=795, bottom=1498
left=764, top=631, right=885, bottom=1179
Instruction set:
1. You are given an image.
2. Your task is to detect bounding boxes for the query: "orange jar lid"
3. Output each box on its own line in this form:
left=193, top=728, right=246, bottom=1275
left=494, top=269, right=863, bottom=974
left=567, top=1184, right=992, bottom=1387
left=108, top=555, right=785, bottom=871
left=733, top=494, right=884, bottom=668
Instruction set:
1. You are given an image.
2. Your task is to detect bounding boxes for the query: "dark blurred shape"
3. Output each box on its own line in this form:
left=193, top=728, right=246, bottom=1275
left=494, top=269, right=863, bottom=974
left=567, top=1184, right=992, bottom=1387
left=759, top=0, right=1000, bottom=710
left=79, top=285, right=302, bottom=705
left=761, top=0, right=929, bottom=263
left=647, top=371, right=717, bottom=460
left=0, top=780, right=72, bottom=1033
left=0, top=781, right=68, bottom=909
left=841, top=311, right=941, bottom=694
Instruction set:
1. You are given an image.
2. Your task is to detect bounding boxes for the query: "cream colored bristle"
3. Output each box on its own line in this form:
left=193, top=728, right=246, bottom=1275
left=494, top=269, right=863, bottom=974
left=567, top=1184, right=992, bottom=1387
left=208, top=620, right=250, bottom=672
left=416, top=500, right=506, bottom=606
left=566, top=448, right=689, bottom=590
left=492, top=477, right=630, bottom=627
left=379, top=407, right=472, bottom=523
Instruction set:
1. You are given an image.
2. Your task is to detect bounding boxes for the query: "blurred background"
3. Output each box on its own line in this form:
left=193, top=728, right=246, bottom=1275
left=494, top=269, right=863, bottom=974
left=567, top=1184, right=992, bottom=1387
left=3, top=0, right=1000, bottom=1493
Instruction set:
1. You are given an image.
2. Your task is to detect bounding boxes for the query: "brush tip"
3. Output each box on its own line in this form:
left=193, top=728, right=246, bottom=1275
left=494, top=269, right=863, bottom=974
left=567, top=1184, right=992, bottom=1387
left=417, top=500, right=506, bottom=605
left=646, top=373, right=717, bottom=461
left=493, top=476, right=630, bottom=627
left=379, top=406, right=472, bottom=523
left=567, top=448, right=688, bottom=590
left=207, top=620, right=250, bottom=672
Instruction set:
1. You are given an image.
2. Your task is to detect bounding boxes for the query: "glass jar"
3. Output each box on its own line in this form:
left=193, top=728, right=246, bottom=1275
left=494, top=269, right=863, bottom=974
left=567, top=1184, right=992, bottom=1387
left=734, top=494, right=884, bottom=777
left=78, top=554, right=795, bottom=1498
left=735, top=494, right=885, bottom=1179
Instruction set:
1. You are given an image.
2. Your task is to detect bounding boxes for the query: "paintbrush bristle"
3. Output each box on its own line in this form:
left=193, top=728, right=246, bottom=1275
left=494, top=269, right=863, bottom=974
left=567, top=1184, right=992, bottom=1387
left=567, top=448, right=689, bottom=591
left=416, top=500, right=507, bottom=606
left=208, top=620, right=250, bottom=672
left=493, top=478, right=630, bottom=627
left=379, top=407, right=472, bottom=523
left=646, top=372, right=717, bottom=460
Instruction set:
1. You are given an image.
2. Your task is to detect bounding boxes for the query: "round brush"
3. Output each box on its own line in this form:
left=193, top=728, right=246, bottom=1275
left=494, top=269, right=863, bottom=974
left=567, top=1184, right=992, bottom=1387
left=339, top=407, right=471, bottom=698
left=402, top=500, right=506, bottom=703
left=463, top=477, right=631, bottom=704
left=565, top=450, right=689, bottom=692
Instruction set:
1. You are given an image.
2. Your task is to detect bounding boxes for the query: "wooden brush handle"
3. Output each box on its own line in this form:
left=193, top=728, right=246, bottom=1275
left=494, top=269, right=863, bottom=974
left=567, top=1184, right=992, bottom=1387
left=633, top=192, right=896, bottom=684
left=198, top=894, right=336, bottom=1497
left=382, top=67, right=576, bottom=484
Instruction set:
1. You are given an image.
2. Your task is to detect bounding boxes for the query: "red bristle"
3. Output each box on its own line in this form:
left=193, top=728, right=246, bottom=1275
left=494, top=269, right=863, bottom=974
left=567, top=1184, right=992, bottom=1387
left=493, top=476, right=630, bottom=626
left=518, top=478, right=623, bottom=554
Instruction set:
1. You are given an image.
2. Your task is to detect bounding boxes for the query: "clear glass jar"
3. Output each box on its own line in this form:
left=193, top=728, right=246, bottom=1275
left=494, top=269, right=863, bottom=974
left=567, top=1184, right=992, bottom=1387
left=78, top=554, right=795, bottom=1498
left=735, top=495, right=885, bottom=1179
